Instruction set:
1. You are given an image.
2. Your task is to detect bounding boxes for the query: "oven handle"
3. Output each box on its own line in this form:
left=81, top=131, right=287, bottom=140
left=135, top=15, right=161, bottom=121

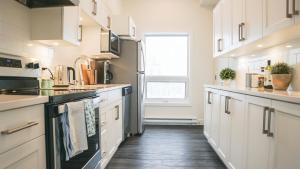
left=57, top=96, right=101, bottom=114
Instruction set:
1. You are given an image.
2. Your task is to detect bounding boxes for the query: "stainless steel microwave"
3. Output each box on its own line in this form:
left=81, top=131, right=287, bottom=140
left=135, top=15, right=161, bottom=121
left=101, top=30, right=120, bottom=56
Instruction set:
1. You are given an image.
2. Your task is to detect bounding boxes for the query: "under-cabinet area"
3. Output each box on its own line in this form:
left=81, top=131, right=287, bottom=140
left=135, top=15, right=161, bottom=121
left=204, top=86, right=300, bottom=169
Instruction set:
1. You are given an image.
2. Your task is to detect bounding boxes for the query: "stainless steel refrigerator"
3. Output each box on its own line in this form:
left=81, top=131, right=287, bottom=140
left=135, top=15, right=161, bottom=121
left=110, top=39, right=145, bottom=135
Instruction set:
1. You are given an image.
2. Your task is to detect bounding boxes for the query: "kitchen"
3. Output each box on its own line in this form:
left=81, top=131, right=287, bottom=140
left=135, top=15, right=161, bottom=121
left=0, top=0, right=300, bottom=169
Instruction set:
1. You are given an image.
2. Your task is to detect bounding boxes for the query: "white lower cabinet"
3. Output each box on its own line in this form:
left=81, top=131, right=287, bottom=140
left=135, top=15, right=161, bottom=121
left=0, top=136, right=46, bottom=169
left=204, top=87, right=300, bottom=169
left=269, top=100, right=300, bottom=169
left=209, top=90, right=221, bottom=148
left=204, top=89, right=213, bottom=139
left=100, top=89, right=123, bottom=169
left=245, top=96, right=272, bottom=169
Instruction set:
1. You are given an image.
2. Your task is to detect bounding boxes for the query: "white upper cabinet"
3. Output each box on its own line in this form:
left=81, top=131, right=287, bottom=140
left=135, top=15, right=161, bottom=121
left=31, top=7, right=80, bottom=46
left=213, top=0, right=300, bottom=57
left=244, top=0, right=263, bottom=45
left=80, top=0, right=111, bottom=29
left=213, top=2, right=223, bottom=57
left=269, top=101, right=300, bottom=169
left=111, top=15, right=137, bottom=39
left=232, top=0, right=244, bottom=48
left=222, top=0, right=233, bottom=53
left=263, top=0, right=295, bottom=36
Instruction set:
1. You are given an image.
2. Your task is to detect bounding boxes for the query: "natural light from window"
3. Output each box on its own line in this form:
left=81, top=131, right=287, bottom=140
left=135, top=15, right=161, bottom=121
left=145, top=34, right=189, bottom=102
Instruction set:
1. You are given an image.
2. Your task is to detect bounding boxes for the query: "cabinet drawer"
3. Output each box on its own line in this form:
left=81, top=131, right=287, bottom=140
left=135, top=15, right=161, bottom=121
left=0, top=136, right=46, bottom=169
left=0, top=104, right=45, bottom=154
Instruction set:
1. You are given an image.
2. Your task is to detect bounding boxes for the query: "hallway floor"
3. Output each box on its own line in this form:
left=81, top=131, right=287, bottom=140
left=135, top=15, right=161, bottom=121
left=106, top=125, right=227, bottom=169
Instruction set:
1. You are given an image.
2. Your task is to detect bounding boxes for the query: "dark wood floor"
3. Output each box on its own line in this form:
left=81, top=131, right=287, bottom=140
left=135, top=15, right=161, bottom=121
left=106, top=125, right=227, bottom=169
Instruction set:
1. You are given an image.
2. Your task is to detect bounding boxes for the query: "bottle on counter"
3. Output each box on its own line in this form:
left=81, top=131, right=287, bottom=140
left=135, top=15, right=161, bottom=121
left=264, top=60, right=273, bottom=89
left=258, top=67, right=265, bottom=88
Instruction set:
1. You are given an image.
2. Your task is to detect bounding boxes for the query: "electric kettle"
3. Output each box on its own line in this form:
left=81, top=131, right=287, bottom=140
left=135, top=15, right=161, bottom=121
left=54, top=65, right=76, bottom=87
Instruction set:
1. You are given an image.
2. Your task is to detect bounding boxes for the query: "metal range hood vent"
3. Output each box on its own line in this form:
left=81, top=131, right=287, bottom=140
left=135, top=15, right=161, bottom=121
left=16, top=0, right=79, bottom=8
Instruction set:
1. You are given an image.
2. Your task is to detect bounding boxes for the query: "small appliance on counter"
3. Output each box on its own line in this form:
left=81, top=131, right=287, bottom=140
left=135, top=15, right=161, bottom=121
left=54, top=65, right=76, bottom=87
left=246, top=73, right=263, bottom=88
left=95, top=60, right=114, bottom=84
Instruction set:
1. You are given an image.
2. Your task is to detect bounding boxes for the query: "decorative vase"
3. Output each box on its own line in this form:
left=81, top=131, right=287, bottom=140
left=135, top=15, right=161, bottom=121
left=222, top=80, right=231, bottom=86
left=272, top=74, right=292, bottom=90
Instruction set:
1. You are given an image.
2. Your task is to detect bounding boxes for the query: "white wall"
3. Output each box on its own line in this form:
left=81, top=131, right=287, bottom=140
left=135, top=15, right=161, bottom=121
left=122, top=0, right=214, bottom=123
left=0, top=0, right=54, bottom=68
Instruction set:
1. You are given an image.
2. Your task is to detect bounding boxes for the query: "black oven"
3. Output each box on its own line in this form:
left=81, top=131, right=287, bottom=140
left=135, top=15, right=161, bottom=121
left=45, top=93, right=101, bottom=169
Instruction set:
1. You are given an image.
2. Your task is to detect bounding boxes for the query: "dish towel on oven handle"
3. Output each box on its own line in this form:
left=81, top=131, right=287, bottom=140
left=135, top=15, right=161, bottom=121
left=84, top=99, right=96, bottom=137
left=64, top=100, right=88, bottom=160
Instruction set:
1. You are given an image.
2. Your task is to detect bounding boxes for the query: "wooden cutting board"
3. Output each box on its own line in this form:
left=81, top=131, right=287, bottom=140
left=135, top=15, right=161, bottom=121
left=81, top=64, right=89, bottom=85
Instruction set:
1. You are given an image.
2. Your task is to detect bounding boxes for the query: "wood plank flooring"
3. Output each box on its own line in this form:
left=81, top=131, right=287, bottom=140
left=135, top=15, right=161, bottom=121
left=106, top=125, right=227, bottom=169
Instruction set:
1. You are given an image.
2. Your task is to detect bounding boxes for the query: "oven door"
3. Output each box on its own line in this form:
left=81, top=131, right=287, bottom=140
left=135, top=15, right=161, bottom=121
left=49, top=97, right=101, bottom=169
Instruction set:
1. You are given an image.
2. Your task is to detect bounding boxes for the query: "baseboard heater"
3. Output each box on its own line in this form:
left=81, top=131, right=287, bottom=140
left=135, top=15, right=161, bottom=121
left=144, top=118, right=199, bottom=125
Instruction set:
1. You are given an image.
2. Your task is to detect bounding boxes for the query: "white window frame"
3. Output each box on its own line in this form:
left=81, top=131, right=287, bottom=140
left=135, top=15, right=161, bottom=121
left=144, top=33, right=191, bottom=106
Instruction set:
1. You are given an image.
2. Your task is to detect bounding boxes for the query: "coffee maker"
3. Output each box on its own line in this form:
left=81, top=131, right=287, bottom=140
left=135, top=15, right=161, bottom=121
left=95, top=60, right=113, bottom=84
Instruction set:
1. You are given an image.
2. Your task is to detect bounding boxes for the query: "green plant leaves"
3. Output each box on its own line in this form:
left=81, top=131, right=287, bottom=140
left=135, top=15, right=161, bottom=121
left=220, top=68, right=236, bottom=80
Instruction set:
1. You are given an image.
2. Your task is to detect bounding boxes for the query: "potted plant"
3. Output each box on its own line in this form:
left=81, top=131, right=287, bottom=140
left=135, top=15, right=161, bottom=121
left=271, top=62, right=293, bottom=90
left=219, top=68, right=236, bottom=86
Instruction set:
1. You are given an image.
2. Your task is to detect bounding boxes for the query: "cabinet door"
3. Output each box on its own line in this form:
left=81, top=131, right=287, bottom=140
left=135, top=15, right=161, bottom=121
left=263, top=0, right=295, bottom=36
left=222, top=0, right=232, bottom=53
left=218, top=93, right=231, bottom=161
left=0, top=136, right=46, bottom=169
left=245, top=96, right=272, bottom=169
left=112, top=101, right=123, bottom=147
left=63, top=6, right=80, bottom=46
left=209, top=90, right=221, bottom=148
left=228, top=93, right=246, bottom=169
left=204, top=90, right=213, bottom=139
left=244, top=0, right=263, bottom=45
left=232, top=0, right=244, bottom=48
left=213, top=3, right=223, bottom=57
left=269, top=101, right=300, bottom=169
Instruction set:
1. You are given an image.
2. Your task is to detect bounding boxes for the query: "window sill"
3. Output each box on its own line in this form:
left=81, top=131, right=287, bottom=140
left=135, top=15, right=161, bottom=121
left=145, top=101, right=192, bottom=107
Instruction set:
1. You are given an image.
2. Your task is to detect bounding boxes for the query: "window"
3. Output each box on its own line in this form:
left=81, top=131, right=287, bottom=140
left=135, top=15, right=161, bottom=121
left=145, top=34, right=189, bottom=104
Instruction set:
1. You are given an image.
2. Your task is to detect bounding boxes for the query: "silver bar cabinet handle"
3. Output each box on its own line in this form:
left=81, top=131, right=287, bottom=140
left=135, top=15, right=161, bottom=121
left=287, top=0, right=293, bottom=18
left=225, top=96, right=231, bottom=114
left=115, top=105, right=120, bottom=120
left=240, top=22, right=246, bottom=41
left=1, top=122, right=39, bottom=135
left=293, top=0, right=299, bottom=15
left=208, top=91, right=212, bottom=104
left=92, top=0, right=97, bottom=15
left=262, top=107, right=269, bottom=134
left=267, top=108, right=274, bottom=137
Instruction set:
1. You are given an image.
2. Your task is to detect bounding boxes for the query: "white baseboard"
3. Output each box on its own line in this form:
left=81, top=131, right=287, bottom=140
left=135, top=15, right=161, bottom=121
left=144, top=118, right=203, bottom=125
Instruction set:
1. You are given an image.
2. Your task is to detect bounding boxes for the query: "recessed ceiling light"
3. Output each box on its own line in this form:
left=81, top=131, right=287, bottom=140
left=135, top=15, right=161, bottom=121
left=27, top=43, right=33, bottom=47
left=257, top=44, right=263, bottom=48
left=53, top=42, right=59, bottom=46
left=251, top=54, right=256, bottom=57
left=80, top=17, right=83, bottom=21
left=285, top=45, right=293, bottom=48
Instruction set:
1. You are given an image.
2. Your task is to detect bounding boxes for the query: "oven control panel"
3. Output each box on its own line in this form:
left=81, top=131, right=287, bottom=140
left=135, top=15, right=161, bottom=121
left=0, top=53, right=40, bottom=78
left=0, top=57, right=22, bottom=68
